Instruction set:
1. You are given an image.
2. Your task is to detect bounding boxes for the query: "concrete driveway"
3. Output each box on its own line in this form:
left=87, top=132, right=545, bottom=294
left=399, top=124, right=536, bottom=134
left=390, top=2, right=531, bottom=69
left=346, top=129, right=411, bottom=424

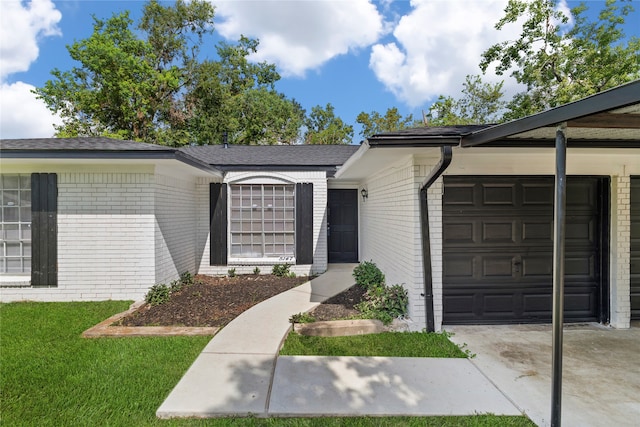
left=446, top=322, right=640, bottom=427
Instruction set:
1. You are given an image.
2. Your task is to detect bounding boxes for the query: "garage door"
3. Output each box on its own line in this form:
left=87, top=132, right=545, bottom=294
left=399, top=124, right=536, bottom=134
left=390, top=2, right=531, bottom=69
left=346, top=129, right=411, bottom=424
left=631, top=177, right=640, bottom=320
left=443, top=176, right=607, bottom=324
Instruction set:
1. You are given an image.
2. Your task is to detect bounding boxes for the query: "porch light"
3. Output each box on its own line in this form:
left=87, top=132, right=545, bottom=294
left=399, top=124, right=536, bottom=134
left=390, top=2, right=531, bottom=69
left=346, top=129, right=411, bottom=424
left=361, top=188, right=368, bottom=201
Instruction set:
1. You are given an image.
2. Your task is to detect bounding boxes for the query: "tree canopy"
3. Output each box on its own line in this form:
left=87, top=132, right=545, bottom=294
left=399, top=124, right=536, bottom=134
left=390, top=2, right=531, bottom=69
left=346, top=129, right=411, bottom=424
left=35, top=0, right=306, bottom=145
left=481, top=0, right=639, bottom=120
left=303, top=103, right=354, bottom=145
left=356, top=107, right=416, bottom=139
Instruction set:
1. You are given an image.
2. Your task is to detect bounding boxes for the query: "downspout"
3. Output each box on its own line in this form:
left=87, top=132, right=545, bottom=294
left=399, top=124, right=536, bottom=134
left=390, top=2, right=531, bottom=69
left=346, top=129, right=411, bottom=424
left=419, top=145, right=453, bottom=332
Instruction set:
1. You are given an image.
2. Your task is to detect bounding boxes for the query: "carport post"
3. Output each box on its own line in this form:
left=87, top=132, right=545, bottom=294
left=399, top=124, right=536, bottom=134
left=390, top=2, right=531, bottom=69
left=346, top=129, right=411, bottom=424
left=551, top=123, right=567, bottom=427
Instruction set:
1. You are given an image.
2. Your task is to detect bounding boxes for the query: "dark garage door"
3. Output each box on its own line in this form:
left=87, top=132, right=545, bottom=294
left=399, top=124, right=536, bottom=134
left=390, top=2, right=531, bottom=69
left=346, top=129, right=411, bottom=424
left=631, top=177, right=640, bottom=320
left=443, top=176, right=607, bottom=324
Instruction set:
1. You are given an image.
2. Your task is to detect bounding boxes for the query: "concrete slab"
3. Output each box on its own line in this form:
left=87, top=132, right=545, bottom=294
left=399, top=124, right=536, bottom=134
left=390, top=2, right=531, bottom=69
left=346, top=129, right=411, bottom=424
left=447, top=323, right=640, bottom=427
left=156, top=353, right=275, bottom=418
left=269, top=356, right=522, bottom=417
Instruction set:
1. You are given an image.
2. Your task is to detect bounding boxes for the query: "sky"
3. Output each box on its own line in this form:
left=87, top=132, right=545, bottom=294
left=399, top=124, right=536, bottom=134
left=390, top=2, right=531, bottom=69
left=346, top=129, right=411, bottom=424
left=1, top=0, right=638, bottom=143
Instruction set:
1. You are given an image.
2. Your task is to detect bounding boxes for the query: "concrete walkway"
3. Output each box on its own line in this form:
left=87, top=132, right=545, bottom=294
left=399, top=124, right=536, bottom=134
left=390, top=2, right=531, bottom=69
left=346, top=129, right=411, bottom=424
left=157, top=264, right=520, bottom=419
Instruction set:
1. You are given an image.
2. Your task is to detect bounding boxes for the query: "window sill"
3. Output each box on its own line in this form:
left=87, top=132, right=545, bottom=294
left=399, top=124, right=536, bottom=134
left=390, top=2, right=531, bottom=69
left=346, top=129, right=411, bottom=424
left=0, top=275, right=31, bottom=288
left=228, top=257, right=296, bottom=266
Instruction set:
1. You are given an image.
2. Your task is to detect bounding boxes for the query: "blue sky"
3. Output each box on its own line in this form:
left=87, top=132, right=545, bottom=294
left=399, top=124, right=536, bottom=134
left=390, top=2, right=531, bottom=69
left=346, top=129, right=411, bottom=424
left=1, top=0, right=638, bottom=142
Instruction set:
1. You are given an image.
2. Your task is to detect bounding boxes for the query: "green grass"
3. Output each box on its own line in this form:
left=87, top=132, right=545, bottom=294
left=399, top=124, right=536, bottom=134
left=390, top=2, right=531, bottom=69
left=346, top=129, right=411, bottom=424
left=280, top=331, right=468, bottom=357
left=0, top=302, right=533, bottom=426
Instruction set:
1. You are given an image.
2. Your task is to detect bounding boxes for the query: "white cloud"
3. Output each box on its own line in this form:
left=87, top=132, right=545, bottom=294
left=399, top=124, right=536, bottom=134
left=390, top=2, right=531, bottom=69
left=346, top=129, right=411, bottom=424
left=0, top=0, right=61, bottom=79
left=0, top=81, right=61, bottom=138
left=0, top=0, right=62, bottom=138
left=369, top=0, right=524, bottom=107
left=214, top=0, right=386, bottom=77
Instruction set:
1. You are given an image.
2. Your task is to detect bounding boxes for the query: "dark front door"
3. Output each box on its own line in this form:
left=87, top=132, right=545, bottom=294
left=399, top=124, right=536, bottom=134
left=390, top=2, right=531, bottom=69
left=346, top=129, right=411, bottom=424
left=631, top=177, right=640, bottom=320
left=328, top=189, right=358, bottom=263
left=443, top=176, right=608, bottom=324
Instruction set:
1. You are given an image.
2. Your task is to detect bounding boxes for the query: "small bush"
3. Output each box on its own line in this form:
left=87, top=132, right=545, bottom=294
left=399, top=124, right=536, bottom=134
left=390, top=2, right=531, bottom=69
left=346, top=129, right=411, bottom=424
left=145, top=284, right=170, bottom=306
left=353, top=260, right=385, bottom=290
left=289, top=312, right=316, bottom=324
left=356, top=283, right=408, bottom=325
left=227, top=268, right=237, bottom=278
left=272, top=264, right=291, bottom=277
left=169, top=279, right=182, bottom=293
left=253, top=267, right=261, bottom=275
left=180, top=271, right=194, bottom=285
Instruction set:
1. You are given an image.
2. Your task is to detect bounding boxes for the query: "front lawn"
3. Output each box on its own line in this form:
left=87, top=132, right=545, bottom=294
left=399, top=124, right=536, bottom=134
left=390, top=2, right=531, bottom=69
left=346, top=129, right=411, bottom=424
left=0, top=302, right=533, bottom=426
left=280, top=331, right=468, bottom=357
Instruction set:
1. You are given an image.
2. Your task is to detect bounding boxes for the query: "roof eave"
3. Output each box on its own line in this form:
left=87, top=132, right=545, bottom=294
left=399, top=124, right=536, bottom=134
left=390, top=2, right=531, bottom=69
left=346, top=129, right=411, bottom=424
left=461, top=80, right=640, bottom=147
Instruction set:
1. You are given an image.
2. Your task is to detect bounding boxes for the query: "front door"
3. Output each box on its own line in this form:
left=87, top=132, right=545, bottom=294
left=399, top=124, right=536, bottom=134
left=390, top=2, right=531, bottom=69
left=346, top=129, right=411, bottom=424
left=328, top=189, right=358, bottom=263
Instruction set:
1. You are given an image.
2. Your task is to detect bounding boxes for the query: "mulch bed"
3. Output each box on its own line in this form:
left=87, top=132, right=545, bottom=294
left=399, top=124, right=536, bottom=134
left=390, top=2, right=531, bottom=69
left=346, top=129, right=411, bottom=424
left=115, top=274, right=366, bottom=328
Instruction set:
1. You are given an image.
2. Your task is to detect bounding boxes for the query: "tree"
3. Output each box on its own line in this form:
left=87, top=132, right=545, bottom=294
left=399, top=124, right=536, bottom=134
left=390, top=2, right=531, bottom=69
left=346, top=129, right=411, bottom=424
left=36, top=0, right=215, bottom=145
left=303, top=103, right=354, bottom=145
left=480, top=0, right=639, bottom=119
left=188, top=37, right=304, bottom=145
left=356, top=107, right=415, bottom=139
left=428, top=75, right=506, bottom=125
left=35, top=0, right=304, bottom=146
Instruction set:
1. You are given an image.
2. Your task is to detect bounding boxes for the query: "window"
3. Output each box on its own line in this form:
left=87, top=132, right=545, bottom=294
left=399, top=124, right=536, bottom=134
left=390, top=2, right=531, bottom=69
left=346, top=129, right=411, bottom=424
left=1, top=175, right=31, bottom=274
left=230, top=184, right=295, bottom=259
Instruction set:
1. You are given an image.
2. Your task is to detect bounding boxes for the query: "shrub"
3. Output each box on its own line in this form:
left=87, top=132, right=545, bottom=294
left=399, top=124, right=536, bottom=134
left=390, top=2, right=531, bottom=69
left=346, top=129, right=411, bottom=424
left=253, top=267, right=261, bottom=275
left=227, top=268, right=237, bottom=278
left=180, top=271, right=194, bottom=285
left=272, top=264, right=291, bottom=277
left=356, top=283, right=408, bottom=325
left=169, top=279, right=182, bottom=293
left=353, top=260, right=385, bottom=290
left=145, top=284, right=170, bottom=306
left=289, top=312, right=316, bottom=324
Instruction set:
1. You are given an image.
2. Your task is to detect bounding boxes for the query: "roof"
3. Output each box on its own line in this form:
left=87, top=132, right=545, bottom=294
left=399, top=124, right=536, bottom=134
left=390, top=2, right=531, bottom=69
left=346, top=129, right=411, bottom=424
left=462, top=80, right=640, bottom=147
left=180, top=144, right=360, bottom=174
left=0, top=137, right=360, bottom=176
left=365, top=80, right=640, bottom=149
left=368, top=125, right=490, bottom=146
left=0, top=137, right=172, bottom=151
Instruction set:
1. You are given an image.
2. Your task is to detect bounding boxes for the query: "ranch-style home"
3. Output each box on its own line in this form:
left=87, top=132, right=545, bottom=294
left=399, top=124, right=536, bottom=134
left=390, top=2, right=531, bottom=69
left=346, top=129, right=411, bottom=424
left=1, top=80, right=639, bottom=332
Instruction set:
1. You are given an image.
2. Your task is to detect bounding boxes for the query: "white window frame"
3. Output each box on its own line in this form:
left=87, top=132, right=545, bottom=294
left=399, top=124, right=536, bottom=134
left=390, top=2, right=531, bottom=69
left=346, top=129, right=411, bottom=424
left=228, top=183, right=296, bottom=264
left=1, top=174, right=31, bottom=275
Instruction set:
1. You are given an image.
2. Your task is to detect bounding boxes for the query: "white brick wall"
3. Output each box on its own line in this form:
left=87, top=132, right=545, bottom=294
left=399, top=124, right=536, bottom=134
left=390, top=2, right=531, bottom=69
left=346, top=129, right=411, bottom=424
left=154, top=173, right=198, bottom=285
left=359, top=158, right=432, bottom=331
left=610, top=175, right=631, bottom=328
left=1, top=171, right=157, bottom=301
left=196, top=171, right=328, bottom=277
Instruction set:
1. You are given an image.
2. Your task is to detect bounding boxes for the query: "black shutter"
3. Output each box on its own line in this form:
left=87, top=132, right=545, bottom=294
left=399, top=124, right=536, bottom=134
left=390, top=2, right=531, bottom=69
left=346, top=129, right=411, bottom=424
left=210, top=183, right=227, bottom=266
left=296, top=183, right=314, bottom=264
left=31, top=173, right=57, bottom=287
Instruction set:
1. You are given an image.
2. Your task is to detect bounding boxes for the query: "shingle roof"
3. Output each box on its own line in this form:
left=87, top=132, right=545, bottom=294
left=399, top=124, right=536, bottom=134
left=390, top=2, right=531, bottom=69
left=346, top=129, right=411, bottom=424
left=0, top=137, right=172, bottom=151
left=179, top=144, right=360, bottom=167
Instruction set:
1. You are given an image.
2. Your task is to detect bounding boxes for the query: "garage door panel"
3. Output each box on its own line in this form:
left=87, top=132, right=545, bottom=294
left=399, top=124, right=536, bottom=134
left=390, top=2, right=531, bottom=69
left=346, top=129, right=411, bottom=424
left=482, top=221, right=516, bottom=244
left=444, top=176, right=604, bottom=324
left=522, top=183, right=553, bottom=206
left=631, top=177, right=640, bottom=319
left=482, top=184, right=516, bottom=206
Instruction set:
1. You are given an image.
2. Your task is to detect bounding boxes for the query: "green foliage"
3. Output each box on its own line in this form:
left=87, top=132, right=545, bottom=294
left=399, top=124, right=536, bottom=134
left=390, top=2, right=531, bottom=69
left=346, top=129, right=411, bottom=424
left=289, top=312, right=316, bottom=324
left=356, top=283, right=409, bottom=325
left=353, top=260, right=385, bottom=290
left=145, top=283, right=170, bottom=305
left=356, top=107, right=417, bottom=139
left=1, top=302, right=534, bottom=426
left=480, top=0, right=639, bottom=119
left=272, top=263, right=292, bottom=277
left=227, top=268, right=237, bottom=278
left=180, top=271, right=194, bottom=285
left=253, top=267, right=261, bottom=275
left=35, top=0, right=305, bottom=146
left=428, top=75, right=506, bottom=125
left=303, top=103, right=354, bottom=144
left=281, top=331, right=467, bottom=358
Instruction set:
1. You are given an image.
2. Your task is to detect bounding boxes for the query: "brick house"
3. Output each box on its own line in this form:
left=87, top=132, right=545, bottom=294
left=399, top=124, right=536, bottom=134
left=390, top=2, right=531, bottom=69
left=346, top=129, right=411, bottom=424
left=1, top=80, right=638, bottom=331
